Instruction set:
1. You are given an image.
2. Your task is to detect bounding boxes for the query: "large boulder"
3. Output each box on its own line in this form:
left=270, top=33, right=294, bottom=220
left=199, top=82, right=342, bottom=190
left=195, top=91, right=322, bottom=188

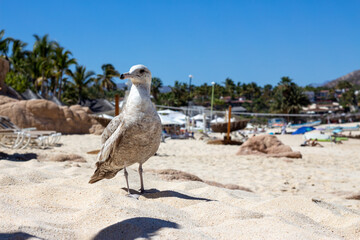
left=0, top=96, right=104, bottom=134
left=237, top=135, right=302, bottom=158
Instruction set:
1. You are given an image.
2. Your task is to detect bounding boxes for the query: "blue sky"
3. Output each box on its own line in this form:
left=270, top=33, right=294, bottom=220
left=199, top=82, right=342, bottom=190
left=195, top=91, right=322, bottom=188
left=1, top=0, right=360, bottom=87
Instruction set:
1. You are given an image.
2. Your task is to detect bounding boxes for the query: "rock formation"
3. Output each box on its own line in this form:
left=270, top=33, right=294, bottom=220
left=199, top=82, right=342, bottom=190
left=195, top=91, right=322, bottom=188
left=0, top=95, right=104, bottom=134
left=237, top=135, right=302, bottom=158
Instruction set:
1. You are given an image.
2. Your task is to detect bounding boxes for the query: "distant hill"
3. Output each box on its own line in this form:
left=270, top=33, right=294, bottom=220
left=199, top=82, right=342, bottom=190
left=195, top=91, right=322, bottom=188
left=323, top=69, right=360, bottom=88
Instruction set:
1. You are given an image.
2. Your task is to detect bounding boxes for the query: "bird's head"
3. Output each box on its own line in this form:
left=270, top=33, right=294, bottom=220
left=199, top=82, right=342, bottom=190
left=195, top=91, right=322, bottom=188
left=120, top=64, right=152, bottom=85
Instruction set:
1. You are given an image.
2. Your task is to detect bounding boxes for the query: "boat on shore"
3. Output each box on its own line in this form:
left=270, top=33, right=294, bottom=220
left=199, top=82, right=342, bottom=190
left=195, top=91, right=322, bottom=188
left=267, top=118, right=286, bottom=128
left=289, top=120, right=321, bottom=129
left=325, top=124, right=360, bottom=131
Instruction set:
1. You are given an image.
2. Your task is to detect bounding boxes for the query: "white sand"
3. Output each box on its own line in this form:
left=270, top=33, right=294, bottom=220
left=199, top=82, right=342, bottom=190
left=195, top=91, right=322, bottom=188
left=1, top=126, right=360, bottom=239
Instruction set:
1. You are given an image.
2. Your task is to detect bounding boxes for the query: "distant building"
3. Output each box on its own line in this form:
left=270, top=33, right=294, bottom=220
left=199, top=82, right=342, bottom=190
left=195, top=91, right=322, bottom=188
left=220, top=96, right=252, bottom=106
left=220, top=96, right=232, bottom=102
left=316, top=90, right=330, bottom=99
left=302, top=102, right=343, bottom=114
left=304, top=91, right=315, bottom=103
left=231, top=106, right=247, bottom=112
left=180, top=105, right=206, bottom=117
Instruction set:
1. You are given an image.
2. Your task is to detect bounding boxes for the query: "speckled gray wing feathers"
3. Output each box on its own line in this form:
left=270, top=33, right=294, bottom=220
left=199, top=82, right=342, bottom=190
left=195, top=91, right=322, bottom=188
left=101, top=112, right=124, bottom=144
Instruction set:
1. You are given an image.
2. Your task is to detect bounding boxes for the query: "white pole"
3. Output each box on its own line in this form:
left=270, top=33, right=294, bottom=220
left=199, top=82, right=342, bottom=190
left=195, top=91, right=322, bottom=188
left=210, top=82, right=215, bottom=120
left=202, top=113, right=206, bottom=132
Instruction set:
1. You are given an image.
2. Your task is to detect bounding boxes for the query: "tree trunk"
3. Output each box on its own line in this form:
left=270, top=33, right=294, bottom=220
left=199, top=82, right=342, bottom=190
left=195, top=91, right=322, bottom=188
left=0, top=58, right=9, bottom=94
left=53, top=75, right=59, bottom=96
left=78, top=86, right=82, bottom=103
left=57, top=74, right=63, bottom=100
left=40, top=70, right=46, bottom=98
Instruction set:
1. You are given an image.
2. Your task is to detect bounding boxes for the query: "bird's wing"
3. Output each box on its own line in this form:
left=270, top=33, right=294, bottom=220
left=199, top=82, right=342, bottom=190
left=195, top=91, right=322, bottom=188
left=101, top=112, right=124, bottom=144
left=97, top=119, right=127, bottom=165
left=89, top=120, right=127, bottom=184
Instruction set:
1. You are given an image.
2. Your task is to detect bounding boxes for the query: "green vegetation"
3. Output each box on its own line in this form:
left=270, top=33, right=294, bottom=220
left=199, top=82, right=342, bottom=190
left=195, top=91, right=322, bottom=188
left=0, top=29, right=358, bottom=113
left=65, top=65, right=95, bottom=102
left=337, top=82, right=358, bottom=111
left=271, top=77, right=310, bottom=114
left=5, top=71, right=30, bottom=92
left=0, top=30, right=120, bottom=104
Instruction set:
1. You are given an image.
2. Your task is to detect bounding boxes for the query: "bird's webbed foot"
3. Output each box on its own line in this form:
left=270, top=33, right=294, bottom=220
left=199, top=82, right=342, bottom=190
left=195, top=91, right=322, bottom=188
left=126, top=193, right=141, bottom=200
left=139, top=188, right=145, bottom=194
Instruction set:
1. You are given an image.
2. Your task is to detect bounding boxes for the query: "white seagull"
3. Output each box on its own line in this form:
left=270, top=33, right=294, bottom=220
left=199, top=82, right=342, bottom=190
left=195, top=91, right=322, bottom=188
left=89, top=65, right=162, bottom=197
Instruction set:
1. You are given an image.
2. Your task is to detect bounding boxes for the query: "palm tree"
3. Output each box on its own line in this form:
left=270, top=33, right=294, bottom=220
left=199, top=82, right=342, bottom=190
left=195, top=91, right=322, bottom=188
left=36, top=58, right=55, bottom=96
left=3, top=38, right=32, bottom=93
left=151, top=77, right=162, bottom=102
left=235, top=82, right=242, bottom=96
left=26, top=53, right=42, bottom=90
left=224, top=78, right=235, bottom=98
left=53, top=45, right=77, bottom=99
left=33, top=34, right=56, bottom=97
left=193, top=83, right=210, bottom=104
left=60, top=77, right=78, bottom=105
left=0, top=29, right=11, bottom=59
left=66, top=65, right=95, bottom=102
left=96, top=64, right=119, bottom=91
left=9, top=39, right=29, bottom=74
left=271, top=77, right=309, bottom=114
left=242, top=82, right=261, bottom=100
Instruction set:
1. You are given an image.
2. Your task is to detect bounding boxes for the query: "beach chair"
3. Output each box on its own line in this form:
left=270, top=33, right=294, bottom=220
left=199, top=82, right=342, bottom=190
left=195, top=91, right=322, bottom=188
left=0, top=128, right=51, bottom=149
left=0, top=130, right=27, bottom=149
left=0, top=116, right=61, bottom=148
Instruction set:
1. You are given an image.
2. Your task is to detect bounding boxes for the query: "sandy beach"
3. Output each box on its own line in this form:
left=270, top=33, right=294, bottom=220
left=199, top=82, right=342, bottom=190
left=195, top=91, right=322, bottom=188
left=1, top=124, right=360, bottom=239
left=3, top=1, right=360, bottom=238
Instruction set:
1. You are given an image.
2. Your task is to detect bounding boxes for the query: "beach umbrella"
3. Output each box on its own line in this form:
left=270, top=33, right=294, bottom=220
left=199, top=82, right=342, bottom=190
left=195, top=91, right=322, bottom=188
left=192, top=114, right=205, bottom=120
left=158, top=114, right=181, bottom=125
left=158, top=109, right=176, bottom=114
left=291, top=126, right=315, bottom=135
left=173, top=118, right=186, bottom=125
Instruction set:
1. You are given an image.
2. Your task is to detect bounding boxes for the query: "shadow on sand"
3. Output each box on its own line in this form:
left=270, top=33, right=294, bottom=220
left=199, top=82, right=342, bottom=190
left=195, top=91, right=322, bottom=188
left=121, top=188, right=213, bottom=202
left=0, top=152, right=37, bottom=162
left=92, top=217, right=179, bottom=240
left=0, top=231, right=42, bottom=239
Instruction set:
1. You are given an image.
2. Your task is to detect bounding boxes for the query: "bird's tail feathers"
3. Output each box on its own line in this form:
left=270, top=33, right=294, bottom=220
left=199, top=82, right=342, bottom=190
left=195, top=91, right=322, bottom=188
left=88, top=175, right=102, bottom=184
left=88, top=164, right=122, bottom=184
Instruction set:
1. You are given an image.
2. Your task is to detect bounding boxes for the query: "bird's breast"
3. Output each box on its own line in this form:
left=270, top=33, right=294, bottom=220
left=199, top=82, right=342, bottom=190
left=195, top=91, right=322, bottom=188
left=113, top=114, right=161, bottom=167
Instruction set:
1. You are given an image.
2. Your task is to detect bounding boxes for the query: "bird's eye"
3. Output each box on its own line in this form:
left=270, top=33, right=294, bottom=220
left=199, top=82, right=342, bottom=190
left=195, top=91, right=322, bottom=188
left=139, top=69, right=145, bottom=74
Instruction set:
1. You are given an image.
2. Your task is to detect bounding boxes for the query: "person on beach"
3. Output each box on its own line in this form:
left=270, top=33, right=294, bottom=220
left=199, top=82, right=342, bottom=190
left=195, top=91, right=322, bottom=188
left=301, top=139, right=323, bottom=147
left=301, top=139, right=311, bottom=147
left=311, top=139, right=323, bottom=147
left=281, top=124, right=286, bottom=135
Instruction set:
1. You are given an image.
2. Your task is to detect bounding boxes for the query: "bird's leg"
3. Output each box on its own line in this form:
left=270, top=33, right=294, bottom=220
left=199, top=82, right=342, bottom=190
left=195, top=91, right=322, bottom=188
left=124, top=167, right=140, bottom=200
left=123, top=167, right=130, bottom=194
left=139, top=163, right=144, bottom=193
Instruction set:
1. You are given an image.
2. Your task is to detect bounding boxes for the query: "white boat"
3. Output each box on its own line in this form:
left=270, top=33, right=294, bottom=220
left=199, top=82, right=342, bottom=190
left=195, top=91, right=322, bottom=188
left=289, top=120, right=321, bottom=129
left=325, top=124, right=360, bottom=131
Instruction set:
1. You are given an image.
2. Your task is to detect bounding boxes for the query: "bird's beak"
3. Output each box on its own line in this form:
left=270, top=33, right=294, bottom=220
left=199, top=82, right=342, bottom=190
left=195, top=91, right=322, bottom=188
left=120, top=72, right=131, bottom=80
